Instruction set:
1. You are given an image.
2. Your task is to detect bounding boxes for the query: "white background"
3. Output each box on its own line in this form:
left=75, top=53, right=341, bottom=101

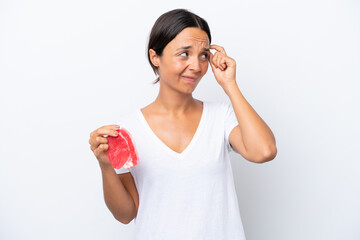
left=1, top=0, right=359, bottom=239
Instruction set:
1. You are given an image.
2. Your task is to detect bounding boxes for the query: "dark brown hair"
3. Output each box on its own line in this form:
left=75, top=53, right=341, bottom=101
left=147, top=9, right=212, bottom=84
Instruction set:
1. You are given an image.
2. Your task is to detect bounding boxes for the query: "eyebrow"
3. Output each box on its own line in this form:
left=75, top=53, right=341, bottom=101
left=176, top=46, right=210, bottom=52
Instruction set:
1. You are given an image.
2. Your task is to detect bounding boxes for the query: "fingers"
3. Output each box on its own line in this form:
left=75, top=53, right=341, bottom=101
left=93, top=143, right=109, bottom=157
left=90, top=125, right=120, bottom=139
left=208, top=44, right=236, bottom=71
left=89, top=136, right=108, bottom=151
left=209, top=51, right=227, bottom=71
left=210, top=44, right=227, bottom=55
left=89, top=124, right=120, bottom=152
left=216, top=54, right=227, bottom=70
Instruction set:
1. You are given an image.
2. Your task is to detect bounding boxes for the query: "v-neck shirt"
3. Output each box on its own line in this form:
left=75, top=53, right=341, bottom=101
left=114, top=100, right=246, bottom=240
left=137, top=101, right=207, bottom=159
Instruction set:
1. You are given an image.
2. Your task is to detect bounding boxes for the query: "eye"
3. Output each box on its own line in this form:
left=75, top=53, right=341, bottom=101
left=202, top=53, right=209, bottom=58
left=180, top=52, right=188, bottom=57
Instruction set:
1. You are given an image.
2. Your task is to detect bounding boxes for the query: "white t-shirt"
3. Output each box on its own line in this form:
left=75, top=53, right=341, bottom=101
left=114, top=100, right=246, bottom=240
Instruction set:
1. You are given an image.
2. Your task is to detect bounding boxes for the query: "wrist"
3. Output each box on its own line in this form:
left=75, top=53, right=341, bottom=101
left=99, top=161, right=114, bottom=171
left=223, top=82, right=240, bottom=95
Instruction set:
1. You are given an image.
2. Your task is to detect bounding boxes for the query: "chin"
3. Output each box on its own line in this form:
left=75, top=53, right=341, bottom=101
left=183, top=83, right=199, bottom=94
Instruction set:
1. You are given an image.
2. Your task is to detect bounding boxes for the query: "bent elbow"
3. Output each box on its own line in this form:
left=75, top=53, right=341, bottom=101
left=114, top=213, right=134, bottom=225
left=116, top=216, right=133, bottom=225
left=261, top=145, right=277, bottom=163
left=249, top=146, right=277, bottom=164
left=114, top=215, right=128, bottom=224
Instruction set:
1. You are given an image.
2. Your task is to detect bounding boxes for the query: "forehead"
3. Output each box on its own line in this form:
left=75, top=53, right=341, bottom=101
left=168, top=27, right=209, bottom=49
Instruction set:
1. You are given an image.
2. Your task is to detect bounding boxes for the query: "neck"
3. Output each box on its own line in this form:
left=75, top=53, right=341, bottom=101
left=152, top=80, right=198, bottom=115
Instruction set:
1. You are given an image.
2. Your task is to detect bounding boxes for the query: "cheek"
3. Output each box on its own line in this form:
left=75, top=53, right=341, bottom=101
left=202, top=61, right=209, bottom=73
left=169, top=59, right=186, bottom=73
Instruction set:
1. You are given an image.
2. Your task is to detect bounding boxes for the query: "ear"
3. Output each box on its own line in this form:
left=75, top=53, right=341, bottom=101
left=149, top=49, right=160, bottom=67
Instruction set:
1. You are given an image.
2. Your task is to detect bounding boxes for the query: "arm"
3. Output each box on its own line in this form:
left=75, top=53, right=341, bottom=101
left=225, top=83, right=277, bottom=163
left=208, top=44, right=277, bottom=163
left=99, top=162, right=137, bottom=224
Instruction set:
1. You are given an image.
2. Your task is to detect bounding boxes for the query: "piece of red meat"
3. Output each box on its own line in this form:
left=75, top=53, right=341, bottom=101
left=107, top=128, right=139, bottom=169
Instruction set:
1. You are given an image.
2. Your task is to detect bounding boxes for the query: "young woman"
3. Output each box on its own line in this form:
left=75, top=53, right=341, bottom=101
left=89, top=8, right=277, bottom=239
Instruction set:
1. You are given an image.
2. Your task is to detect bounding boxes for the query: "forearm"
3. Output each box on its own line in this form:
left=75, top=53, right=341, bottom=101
left=225, top=83, right=277, bottom=158
left=99, top=163, right=136, bottom=224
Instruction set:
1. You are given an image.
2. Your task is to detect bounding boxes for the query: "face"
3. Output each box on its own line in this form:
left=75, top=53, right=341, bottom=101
left=150, top=27, right=210, bottom=92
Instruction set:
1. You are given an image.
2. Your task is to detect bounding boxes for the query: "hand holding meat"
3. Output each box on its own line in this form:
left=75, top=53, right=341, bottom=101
left=89, top=125, right=120, bottom=166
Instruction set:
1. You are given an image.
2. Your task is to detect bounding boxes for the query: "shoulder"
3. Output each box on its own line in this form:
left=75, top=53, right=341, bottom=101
left=204, top=100, right=230, bottom=113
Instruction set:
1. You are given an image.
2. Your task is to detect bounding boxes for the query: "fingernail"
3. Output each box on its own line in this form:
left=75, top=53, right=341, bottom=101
left=113, top=131, right=118, bottom=135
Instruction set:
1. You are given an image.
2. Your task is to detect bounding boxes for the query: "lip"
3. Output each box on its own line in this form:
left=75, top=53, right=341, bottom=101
left=182, top=76, right=197, bottom=82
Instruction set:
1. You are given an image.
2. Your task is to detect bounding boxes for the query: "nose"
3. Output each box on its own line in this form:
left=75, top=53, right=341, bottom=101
left=189, top=57, right=201, bottom=72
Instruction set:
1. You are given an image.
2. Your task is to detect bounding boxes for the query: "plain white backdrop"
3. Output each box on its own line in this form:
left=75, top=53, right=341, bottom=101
left=1, top=0, right=359, bottom=239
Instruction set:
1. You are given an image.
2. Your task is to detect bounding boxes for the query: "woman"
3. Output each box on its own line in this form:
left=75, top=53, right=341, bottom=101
left=89, top=8, right=277, bottom=239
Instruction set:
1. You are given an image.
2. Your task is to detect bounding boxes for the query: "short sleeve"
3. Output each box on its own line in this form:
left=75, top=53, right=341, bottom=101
left=224, top=102, right=239, bottom=152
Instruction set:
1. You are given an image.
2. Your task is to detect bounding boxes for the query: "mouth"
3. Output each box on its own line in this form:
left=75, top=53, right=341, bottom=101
left=182, top=76, right=197, bottom=82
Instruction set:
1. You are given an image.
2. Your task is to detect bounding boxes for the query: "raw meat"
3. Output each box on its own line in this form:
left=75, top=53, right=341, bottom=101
left=107, top=127, right=139, bottom=169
